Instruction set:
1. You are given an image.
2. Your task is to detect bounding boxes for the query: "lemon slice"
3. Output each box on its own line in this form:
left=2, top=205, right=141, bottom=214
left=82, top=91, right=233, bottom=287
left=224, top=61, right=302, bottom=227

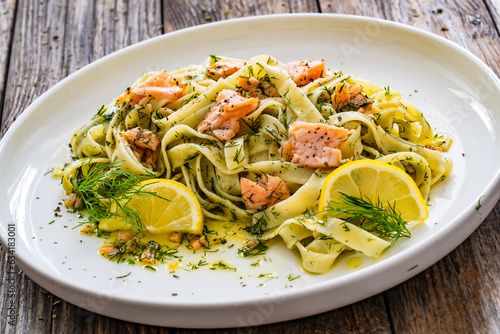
left=318, top=160, right=428, bottom=222
left=99, top=179, right=203, bottom=234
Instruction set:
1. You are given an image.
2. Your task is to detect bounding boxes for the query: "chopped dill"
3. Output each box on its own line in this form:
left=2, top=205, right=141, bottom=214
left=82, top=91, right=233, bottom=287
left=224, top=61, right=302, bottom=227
left=44, top=168, right=54, bottom=176
left=210, top=261, right=237, bottom=271
left=185, top=259, right=208, bottom=271
left=238, top=241, right=268, bottom=257
left=244, top=214, right=268, bottom=237
left=476, top=195, right=484, bottom=212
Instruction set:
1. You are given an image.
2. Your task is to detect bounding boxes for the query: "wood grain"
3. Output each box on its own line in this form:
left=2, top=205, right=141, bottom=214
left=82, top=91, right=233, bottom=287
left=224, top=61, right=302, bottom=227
left=0, top=0, right=499, bottom=333
left=0, top=0, right=68, bottom=136
left=0, top=0, right=16, bottom=122
left=320, top=0, right=388, bottom=18
left=390, top=0, right=500, bottom=76
left=0, top=1, right=18, bottom=331
left=163, top=0, right=319, bottom=32
left=486, top=0, right=500, bottom=27
left=320, top=0, right=500, bottom=75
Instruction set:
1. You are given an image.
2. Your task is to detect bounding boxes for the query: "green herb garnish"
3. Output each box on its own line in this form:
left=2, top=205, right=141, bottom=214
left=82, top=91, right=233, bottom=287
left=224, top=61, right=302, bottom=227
left=238, top=241, right=268, bottom=257
left=210, top=261, right=237, bottom=271
left=244, top=214, right=268, bottom=237
left=69, top=160, right=168, bottom=232
left=185, top=259, right=208, bottom=271
left=324, top=192, right=411, bottom=244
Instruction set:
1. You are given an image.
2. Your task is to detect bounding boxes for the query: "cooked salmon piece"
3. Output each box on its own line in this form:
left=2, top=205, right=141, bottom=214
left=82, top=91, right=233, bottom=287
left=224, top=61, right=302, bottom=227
left=120, top=127, right=161, bottom=168
left=241, top=174, right=290, bottom=210
left=244, top=239, right=259, bottom=248
left=206, top=61, right=245, bottom=80
left=169, top=232, right=182, bottom=243
left=283, top=60, right=325, bottom=87
left=116, top=232, right=133, bottom=243
left=237, top=76, right=279, bottom=100
left=423, top=144, right=443, bottom=152
left=142, top=147, right=160, bottom=168
left=190, top=235, right=208, bottom=250
left=140, top=241, right=160, bottom=263
left=121, top=127, right=160, bottom=150
left=332, top=83, right=378, bottom=114
left=198, top=89, right=258, bottom=141
left=65, top=192, right=82, bottom=210
left=79, top=224, right=93, bottom=234
left=280, top=121, right=352, bottom=168
left=115, top=71, right=183, bottom=106
left=140, top=249, right=155, bottom=264
left=100, top=245, right=119, bottom=256
left=125, top=237, right=139, bottom=252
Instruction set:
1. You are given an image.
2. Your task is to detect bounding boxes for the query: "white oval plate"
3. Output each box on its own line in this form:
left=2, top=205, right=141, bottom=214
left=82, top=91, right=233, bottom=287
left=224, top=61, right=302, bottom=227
left=1, top=14, right=500, bottom=328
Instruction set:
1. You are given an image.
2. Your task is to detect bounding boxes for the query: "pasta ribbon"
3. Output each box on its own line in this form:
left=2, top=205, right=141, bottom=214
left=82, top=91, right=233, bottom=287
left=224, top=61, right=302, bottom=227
left=261, top=215, right=390, bottom=273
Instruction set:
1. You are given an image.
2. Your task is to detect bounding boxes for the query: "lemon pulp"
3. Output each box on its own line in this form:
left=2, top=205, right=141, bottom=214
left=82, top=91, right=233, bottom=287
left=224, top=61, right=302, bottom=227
left=99, top=179, right=203, bottom=234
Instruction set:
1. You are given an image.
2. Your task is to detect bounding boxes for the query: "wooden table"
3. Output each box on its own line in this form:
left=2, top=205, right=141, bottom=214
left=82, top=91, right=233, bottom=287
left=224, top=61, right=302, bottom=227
left=1, top=1, right=499, bottom=333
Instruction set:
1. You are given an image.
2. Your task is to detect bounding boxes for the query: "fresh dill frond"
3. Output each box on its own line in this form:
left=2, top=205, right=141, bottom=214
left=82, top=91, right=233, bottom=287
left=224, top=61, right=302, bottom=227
left=70, top=160, right=166, bottom=232
left=324, top=192, right=411, bottom=244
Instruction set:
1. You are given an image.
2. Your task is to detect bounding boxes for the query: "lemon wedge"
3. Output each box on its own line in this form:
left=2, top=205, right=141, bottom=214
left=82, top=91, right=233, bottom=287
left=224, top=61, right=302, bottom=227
left=99, top=179, right=203, bottom=234
left=318, top=160, right=428, bottom=222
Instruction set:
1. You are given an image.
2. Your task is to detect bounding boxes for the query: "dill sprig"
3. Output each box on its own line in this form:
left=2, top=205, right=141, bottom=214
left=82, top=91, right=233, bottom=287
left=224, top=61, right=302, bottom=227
left=70, top=161, right=166, bottom=232
left=238, top=242, right=268, bottom=257
left=324, top=192, right=411, bottom=244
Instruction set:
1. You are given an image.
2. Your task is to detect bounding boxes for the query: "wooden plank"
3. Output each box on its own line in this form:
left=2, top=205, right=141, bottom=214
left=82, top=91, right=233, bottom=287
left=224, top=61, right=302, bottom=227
left=319, top=0, right=387, bottom=18
left=0, top=0, right=68, bottom=137
left=163, top=0, right=319, bottom=31
left=485, top=0, right=500, bottom=27
left=400, top=0, right=500, bottom=76
left=62, top=0, right=164, bottom=75
left=0, top=0, right=16, bottom=124
left=174, top=296, right=391, bottom=334
left=0, top=1, right=19, bottom=332
left=16, top=278, right=54, bottom=334
left=307, top=295, right=391, bottom=334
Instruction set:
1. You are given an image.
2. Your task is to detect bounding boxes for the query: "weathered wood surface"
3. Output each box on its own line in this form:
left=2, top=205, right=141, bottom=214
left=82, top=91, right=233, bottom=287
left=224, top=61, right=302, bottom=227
left=0, top=0, right=498, bottom=333
left=0, top=0, right=17, bottom=124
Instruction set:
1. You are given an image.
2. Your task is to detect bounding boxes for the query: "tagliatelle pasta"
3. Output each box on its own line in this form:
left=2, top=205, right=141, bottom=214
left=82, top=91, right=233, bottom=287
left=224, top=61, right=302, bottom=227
left=59, top=55, right=453, bottom=273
